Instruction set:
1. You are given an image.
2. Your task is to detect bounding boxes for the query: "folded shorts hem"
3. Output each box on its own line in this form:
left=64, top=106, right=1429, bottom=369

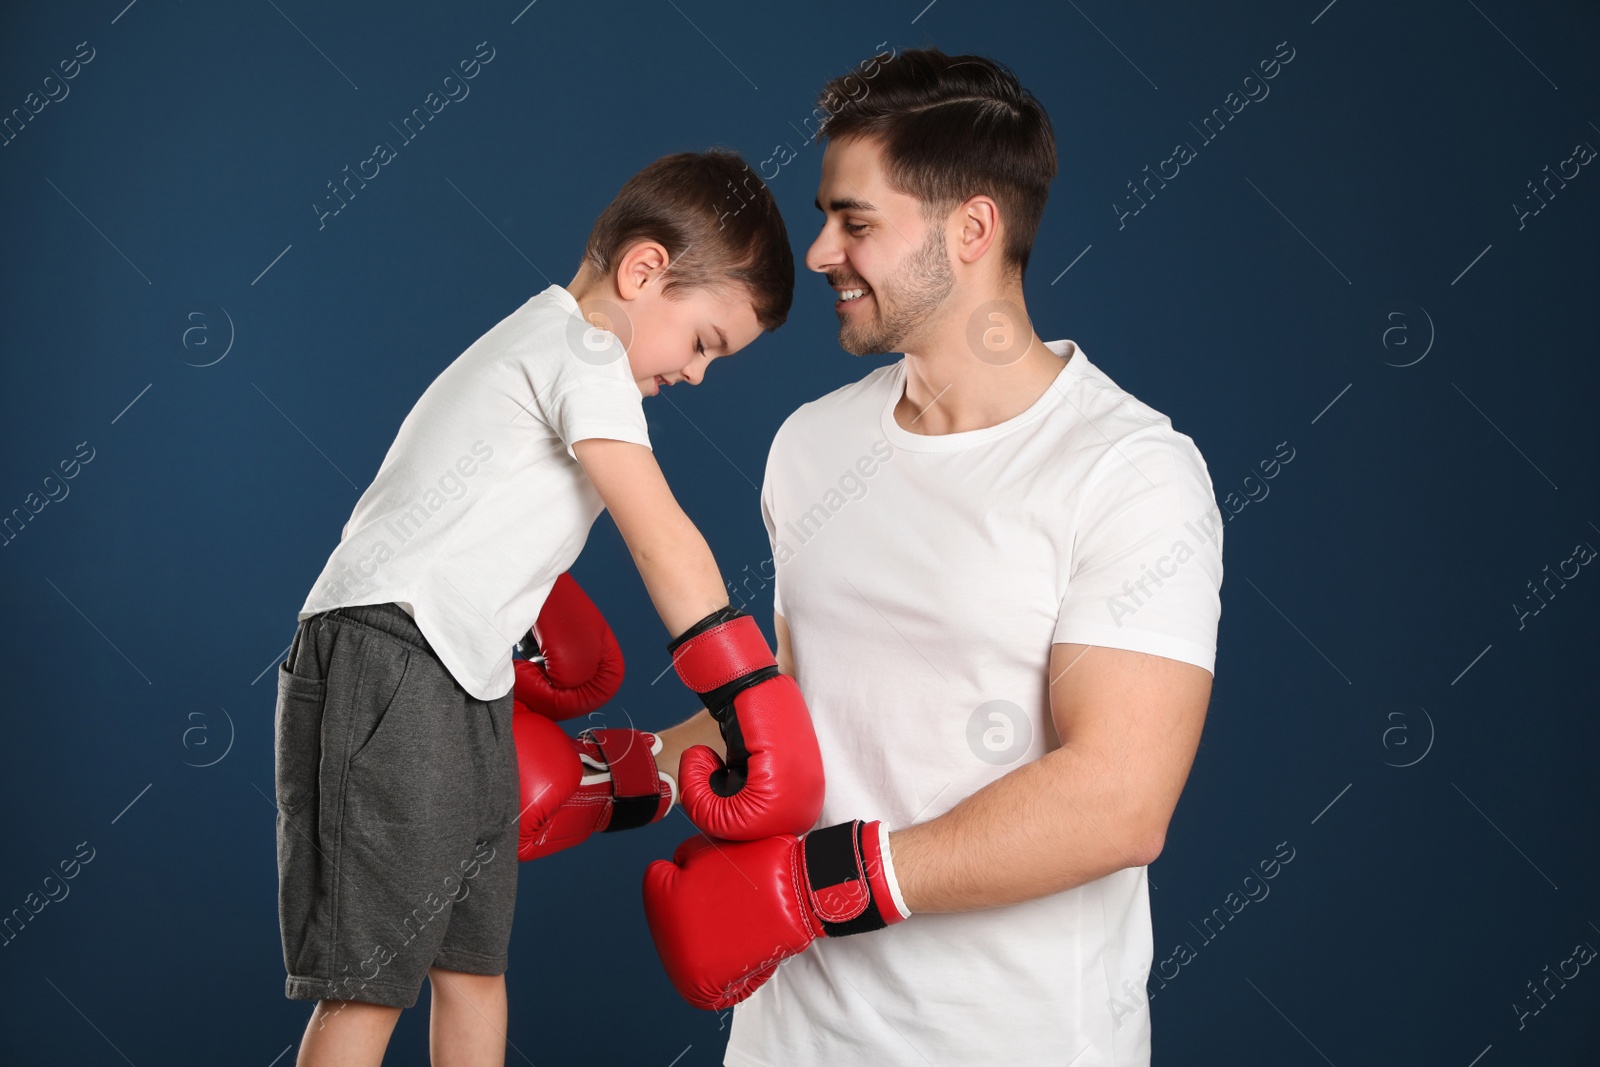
left=430, top=945, right=509, bottom=975
left=285, top=974, right=421, bottom=1009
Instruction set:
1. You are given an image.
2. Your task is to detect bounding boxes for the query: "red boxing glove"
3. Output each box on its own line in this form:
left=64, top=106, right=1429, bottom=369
left=668, top=607, right=824, bottom=840
left=514, top=572, right=624, bottom=720
left=643, top=820, right=908, bottom=1009
left=512, top=702, right=674, bottom=861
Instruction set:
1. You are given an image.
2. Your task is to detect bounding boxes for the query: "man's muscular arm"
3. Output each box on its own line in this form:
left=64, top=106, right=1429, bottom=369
left=643, top=622, right=1215, bottom=1009
left=888, top=642, right=1212, bottom=913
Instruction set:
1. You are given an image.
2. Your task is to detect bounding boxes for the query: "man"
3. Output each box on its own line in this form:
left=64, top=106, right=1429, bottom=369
left=644, top=48, right=1224, bottom=1066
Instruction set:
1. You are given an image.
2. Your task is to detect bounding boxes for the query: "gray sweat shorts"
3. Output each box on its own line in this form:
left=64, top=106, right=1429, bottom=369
left=274, top=602, right=519, bottom=1009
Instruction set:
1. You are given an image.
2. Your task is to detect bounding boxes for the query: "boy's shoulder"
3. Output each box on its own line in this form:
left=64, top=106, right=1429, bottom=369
left=456, top=285, right=586, bottom=365
left=485, top=284, right=582, bottom=353
left=443, top=283, right=635, bottom=395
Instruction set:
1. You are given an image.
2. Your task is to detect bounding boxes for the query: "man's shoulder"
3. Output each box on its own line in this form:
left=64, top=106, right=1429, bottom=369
left=1054, top=349, right=1212, bottom=490
left=773, top=360, right=900, bottom=445
left=1062, top=351, right=1168, bottom=431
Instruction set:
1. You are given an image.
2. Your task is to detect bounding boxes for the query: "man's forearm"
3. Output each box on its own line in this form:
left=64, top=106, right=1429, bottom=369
left=654, top=708, right=726, bottom=794
left=888, top=745, right=1162, bottom=914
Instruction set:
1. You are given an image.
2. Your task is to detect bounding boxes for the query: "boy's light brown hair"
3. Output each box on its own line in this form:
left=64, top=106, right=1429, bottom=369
left=581, top=150, right=794, bottom=331
left=813, top=48, right=1058, bottom=280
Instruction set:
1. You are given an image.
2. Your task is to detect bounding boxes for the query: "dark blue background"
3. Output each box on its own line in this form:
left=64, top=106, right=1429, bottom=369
left=2, top=1, right=1596, bottom=1064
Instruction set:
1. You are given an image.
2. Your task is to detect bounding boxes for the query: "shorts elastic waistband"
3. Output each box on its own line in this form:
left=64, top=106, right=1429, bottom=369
left=319, top=602, right=434, bottom=656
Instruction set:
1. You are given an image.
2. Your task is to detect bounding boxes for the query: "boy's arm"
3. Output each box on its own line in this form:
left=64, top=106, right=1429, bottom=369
left=522, top=438, right=820, bottom=849
left=573, top=439, right=810, bottom=797
left=572, top=437, right=730, bottom=637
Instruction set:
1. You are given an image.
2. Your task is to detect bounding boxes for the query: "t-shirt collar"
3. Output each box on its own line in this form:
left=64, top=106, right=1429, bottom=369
left=880, top=338, right=1085, bottom=453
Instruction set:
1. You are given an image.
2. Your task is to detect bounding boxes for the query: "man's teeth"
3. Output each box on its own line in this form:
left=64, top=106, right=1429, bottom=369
left=839, top=288, right=869, bottom=302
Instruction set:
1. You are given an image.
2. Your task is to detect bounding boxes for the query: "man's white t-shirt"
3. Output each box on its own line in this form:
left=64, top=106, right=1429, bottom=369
left=299, top=284, right=649, bottom=701
left=727, top=340, right=1223, bottom=1067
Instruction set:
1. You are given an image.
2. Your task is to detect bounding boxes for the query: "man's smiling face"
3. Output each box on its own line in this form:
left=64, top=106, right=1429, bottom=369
left=805, top=135, right=956, bottom=357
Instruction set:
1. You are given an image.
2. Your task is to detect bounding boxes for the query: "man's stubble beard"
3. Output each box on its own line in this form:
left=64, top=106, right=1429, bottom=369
left=839, top=222, right=955, bottom=357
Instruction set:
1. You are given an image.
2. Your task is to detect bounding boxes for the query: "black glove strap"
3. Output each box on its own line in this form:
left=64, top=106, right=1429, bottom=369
left=804, top=822, right=891, bottom=937
left=579, top=729, right=665, bottom=833
left=665, top=605, right=746, bottom=656
left=605, top=794, right=661, bottom=832
left=701, top=664, right=783, bottom=797
left=698, top=664, right=781, bottom=717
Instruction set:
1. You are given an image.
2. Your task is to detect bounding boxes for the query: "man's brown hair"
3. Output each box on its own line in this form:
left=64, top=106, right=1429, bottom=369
left=580, top=150, right=794, bottom=330
left=813, top=48, right=1058, bottom=279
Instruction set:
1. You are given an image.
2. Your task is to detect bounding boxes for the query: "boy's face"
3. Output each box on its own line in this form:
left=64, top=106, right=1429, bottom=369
left=623, top=281, right=765, bottom=396
left=805, top=134, right=956, bottom=357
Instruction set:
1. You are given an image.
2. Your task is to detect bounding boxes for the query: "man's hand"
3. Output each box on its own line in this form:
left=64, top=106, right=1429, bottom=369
left=643, top=821, right=908, bottom=1009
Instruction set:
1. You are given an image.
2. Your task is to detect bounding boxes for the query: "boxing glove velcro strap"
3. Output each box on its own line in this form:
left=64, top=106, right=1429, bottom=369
left=580, top=729, right=671, bottom=832
left=668, top=613, right=779, bottom=697
left=802, top=821, right=904, bottom=938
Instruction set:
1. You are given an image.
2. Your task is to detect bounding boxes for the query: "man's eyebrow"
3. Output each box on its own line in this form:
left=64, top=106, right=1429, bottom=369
left=813, top=195, right=878, bottom=214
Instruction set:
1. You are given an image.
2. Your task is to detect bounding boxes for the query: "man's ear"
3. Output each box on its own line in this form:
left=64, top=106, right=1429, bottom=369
left=955, top=195, right=1001, bottom=267
left=616, top=240, right=671, bottom=300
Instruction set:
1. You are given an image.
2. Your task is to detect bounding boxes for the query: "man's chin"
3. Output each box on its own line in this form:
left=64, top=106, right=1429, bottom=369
left=839, top=330, right=895, bottom=358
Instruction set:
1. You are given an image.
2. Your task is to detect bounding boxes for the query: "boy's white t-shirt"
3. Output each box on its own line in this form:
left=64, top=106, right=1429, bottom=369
left=727, top=340, right=1223, bottom=1067
left=298, top=283, right=648, bottom=701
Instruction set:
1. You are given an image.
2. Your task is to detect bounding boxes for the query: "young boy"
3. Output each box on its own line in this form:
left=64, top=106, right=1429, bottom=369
left=273, top=149, right=824, bottom=1066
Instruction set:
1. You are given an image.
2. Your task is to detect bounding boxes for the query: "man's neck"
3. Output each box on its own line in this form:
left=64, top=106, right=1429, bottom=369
left=893, top=298, right=1069, bottom=436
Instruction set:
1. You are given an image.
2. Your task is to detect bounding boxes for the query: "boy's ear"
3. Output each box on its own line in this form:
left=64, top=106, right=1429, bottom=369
left=616, top=240, right=671, bottom=300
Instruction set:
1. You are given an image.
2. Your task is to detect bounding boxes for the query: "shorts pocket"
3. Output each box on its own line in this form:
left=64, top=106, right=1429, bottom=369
left=347, top=645, right=415, bottom=769
left=275, top=663, right=327, bottom=816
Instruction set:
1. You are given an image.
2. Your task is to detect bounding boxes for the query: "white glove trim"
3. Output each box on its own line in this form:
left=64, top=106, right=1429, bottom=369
left=877, top=820, right=912, bottom=920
